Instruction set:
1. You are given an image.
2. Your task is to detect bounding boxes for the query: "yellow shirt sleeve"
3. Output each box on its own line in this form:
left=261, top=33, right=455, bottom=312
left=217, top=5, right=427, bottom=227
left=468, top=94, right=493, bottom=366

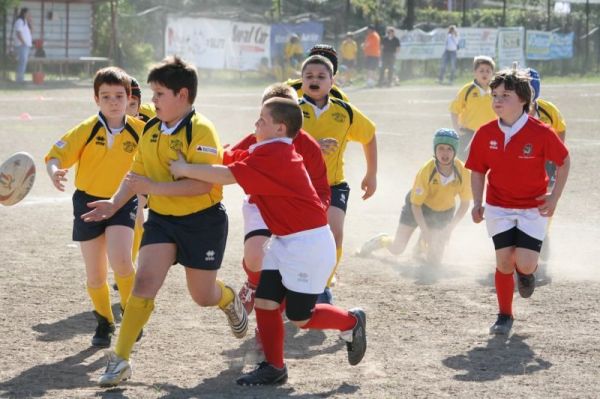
left=449, top=84, right=469, bottom=115
left=45, top=119, right=93, bottom=168
left=409, top=164, right=430, bottom=206
left=347, top=105, right=376, bottom=144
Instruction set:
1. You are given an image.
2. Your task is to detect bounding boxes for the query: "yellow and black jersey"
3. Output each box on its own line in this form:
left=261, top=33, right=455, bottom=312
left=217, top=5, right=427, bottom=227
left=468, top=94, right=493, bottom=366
left=138, top=103, right=157, bottom=123
left=45, top=114, right=144, bottom=198
left=410, top=158, right=472, bottom=211
left=534, top=98, right=566, bottom=137
left=299, top=96, right=375, bottom=186
left=131, top=109, right=223, bottom=216
left=286, top=78, right=349, bottom=102
left=449, top=80, right=496, bottom=132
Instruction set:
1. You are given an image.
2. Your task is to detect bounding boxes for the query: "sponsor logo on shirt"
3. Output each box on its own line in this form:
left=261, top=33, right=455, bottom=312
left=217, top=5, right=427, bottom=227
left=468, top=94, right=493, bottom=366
left=95, top=136, right=106, bottom=146
left=415, top=187, right=424, bottom=195
left=297, top=272, right=309, bottom=284
left=55, top=140, right=66, bottom=149
left=302, top=111, right=311, bottom=119
left=150, top=133, right=159, bottom=143
left=129, top=211, right=136, bottom=221
left=489, top=140, right=498, bottom=150
left=519, top=143, right=535, bottom=159
left=196, top=145, right=218, bottom=154
left=332, top=112, right=346, bottom=123
left=340, top=193, right=346, bottom=204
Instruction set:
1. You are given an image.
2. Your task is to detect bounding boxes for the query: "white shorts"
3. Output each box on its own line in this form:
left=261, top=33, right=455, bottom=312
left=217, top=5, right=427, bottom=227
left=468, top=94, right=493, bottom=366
left=262, top=225, right=336, bottom=294
left=242, top=196, right=268, bottom=236
left=484, top=204, right=548, bottom=241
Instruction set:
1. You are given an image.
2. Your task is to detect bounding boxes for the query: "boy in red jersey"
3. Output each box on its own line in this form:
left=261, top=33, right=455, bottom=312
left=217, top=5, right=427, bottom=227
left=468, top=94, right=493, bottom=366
left=466, top=69, right=570, bottom=335
left=170, top=97, right=367, bottom=386
left=230, top=84, right=330, bottom=316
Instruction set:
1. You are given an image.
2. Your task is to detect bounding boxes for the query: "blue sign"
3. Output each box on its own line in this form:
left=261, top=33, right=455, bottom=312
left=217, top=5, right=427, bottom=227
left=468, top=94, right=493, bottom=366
left=270, top=22, right=324, bottom=63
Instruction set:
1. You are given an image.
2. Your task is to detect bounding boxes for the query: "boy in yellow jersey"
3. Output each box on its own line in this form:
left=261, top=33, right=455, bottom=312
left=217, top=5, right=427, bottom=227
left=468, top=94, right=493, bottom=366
left=138, top=102, right=157, bottom=122
left=286, top=44, right=350, bottom=102
left=357, top=129, right=471, bottom=265
left=527, top=68, right=567, bottom=278
left=45, top=67, right=145, bottom=348
left=450, top=56, right=497, bottom=160
left=81, top=56, right=248, bottom=388
left=299, top=55, right=378, bottom=304
left=340, top=32, right=358, bottom=85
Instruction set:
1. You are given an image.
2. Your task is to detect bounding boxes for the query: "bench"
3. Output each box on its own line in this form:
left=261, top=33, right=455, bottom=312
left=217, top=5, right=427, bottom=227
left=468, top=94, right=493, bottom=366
left=28, top=57, right=111, bottom=79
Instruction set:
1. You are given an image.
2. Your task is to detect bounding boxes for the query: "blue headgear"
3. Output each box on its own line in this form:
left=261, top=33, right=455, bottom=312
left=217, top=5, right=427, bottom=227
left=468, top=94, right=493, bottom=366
left=528, top=68, right=541, bottom=101
left=433, top=128, right=459, bottom=156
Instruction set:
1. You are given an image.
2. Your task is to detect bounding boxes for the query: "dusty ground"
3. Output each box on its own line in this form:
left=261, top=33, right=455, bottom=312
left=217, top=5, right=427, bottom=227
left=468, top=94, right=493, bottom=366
left=0, top=79, right=599, bottom=398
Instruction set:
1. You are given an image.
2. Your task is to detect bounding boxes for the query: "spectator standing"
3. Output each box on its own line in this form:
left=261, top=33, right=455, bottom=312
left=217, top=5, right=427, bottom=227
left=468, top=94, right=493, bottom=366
left=362, top=25, right=381, bottom=88
left=378, top=27, right=401, bottom=87
left=438, top=25, right=460, bottom=84
left=340, top=32, right=358, bottom=85
left=13, top=8, right=33, bottom=84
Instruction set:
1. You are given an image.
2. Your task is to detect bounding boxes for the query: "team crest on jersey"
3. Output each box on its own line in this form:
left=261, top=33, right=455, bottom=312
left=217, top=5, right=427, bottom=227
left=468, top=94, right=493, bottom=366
left=150, top=133, right=159, bottom=143
left=332, top=112, right=346, bottom=123
left=122, top=141, right=136, bottom=153
left=523, top=143, right=533, bottom=155
left=170, top=139, right=183, bottom=152
left=95, top=136, right=106, bottom=146
left=489, top=140, right=498, bottom=150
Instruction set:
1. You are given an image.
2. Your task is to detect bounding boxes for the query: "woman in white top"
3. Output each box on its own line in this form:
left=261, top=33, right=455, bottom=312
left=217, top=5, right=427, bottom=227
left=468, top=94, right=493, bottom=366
left=13, top=8, right=33, bottom=83
left=438, top=25, right=459, bottom=84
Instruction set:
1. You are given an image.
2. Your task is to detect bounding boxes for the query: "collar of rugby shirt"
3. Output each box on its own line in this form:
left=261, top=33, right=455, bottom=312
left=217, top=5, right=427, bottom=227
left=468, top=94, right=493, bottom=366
left=97, top=112, right=125, bottom=149
left=498, top=111, right=528, bottom=148
left=303, top=94, right=331, bottom=119
left=473, top=79, right=491, bottom=97
left=248, top=137, right=293, bottom=153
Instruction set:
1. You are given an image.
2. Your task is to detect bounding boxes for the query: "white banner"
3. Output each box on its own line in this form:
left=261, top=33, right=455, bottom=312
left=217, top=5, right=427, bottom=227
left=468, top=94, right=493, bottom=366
left=397, top=28, right=498, bottom=60
left=497, top=27, right=526, bottom=69
left=165, top=16, right=270, bottom=71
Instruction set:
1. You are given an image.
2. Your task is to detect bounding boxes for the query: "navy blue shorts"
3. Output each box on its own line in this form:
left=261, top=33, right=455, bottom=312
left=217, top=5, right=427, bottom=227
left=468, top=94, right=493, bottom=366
left=365, top=56, right=379, bottom=71
left=330, top=182, right=351, bottom=213
left=399, top=192, right=455, bottom=230
left=72, top=190, right=137, bottom=242
left=141, top=203, right=228, bottom=270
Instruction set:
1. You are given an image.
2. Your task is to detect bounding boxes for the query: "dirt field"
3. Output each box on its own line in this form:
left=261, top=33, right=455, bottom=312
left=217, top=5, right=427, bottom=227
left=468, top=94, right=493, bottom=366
left=0, top=80, right=599, bottom=398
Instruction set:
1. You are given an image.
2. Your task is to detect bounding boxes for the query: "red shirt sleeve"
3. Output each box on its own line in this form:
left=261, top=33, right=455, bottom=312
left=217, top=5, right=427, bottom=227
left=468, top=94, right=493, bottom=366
left=544, top=128, right=569, bottom=166
left=229, top=133, right=257, bottom=152
left=465, top=127, right=489, bottom=174
left=294, top=132, right=331, bottom=208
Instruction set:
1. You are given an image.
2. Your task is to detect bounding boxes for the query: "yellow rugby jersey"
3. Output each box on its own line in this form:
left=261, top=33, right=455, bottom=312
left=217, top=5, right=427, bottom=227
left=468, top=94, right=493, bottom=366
left=410, top=158, right=472, bottom=212
left=535, top=98, right=566, bottom=136
left=286, top=78, right=349, bottom=102
left=299, top=96, right=376, bottom=185
left=131, top=109, right=223, bottom=216
left=340, top=39, right=358, bottom=61
left=449, top=81, right=496, bottom=132
left=284, top=42, right=304, bottom=61
left=138, top=103, right=157, bottom=123
left=45, top=114, right=144, bottom=198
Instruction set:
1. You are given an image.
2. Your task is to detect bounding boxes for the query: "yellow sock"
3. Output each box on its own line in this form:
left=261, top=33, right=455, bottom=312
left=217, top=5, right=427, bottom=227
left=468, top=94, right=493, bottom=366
left=87, top=283, right=114, bottom=323
left=381, top=235, right=393, bottom=247
left=114, top=272, right=135, bottom=310
left=131, top=222, right=143, bottom=263
left=216, top=280, right=234, bottom=310
left=326, top=247, right=344, bottom=287
left=115, top=295, right=154, bottom=360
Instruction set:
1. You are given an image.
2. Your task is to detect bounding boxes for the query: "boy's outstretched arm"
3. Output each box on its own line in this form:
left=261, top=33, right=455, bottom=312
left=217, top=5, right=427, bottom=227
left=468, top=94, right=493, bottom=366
left=445, top=199, right=470, bottom=236
left=361, top=135, right=378, bottom=200
left=124, top=173, right=212, bottom=197
left=81, top=180, right=135, bottom=222
left=170, top=152, right=237, bottom=185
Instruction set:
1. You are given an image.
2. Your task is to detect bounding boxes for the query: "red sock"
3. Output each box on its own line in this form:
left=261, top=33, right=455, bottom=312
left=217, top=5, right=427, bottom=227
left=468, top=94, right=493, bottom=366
left=255, top=308, right=285, bottom=368
left=242, top=259, right=261, bottom=287
left=300, top=304, right=356, bottom=331
left=495, top=269, right=514, bottom=316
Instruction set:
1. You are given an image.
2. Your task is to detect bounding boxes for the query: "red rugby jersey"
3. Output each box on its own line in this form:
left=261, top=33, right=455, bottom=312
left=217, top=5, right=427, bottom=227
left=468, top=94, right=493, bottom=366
left=225, top=129, right=330, bottom=208
left=228, top=140, right=328, bottom=236
left=466, top=116, right=568, bottom=208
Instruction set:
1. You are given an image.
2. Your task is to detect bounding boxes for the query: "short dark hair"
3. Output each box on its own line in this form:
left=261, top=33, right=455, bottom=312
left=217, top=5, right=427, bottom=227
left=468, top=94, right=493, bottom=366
left=147, top=56, right=198, bottom=104
left=261, top=83, right=298, bottom=104
left=93, top=67, right=131, bottom=97
left=490, top=69, right=532, bottom=113
left=301, top=55, right=334, bottom=78
left=263, top=98, right=303, bottom=139
left=309, top=44, right=338, bottom=75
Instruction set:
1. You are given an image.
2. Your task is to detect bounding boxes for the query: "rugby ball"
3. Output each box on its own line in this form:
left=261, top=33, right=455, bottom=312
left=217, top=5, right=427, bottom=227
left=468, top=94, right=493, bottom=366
left=0, top=152, right=36, bottom=206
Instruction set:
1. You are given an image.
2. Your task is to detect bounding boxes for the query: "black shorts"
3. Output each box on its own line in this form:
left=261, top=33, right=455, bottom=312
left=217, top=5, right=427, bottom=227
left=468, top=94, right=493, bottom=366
left=365, top=56, right=379, bottom=70
left=330, top=182, right=351, bottom=213
left=399, top=192, right=455, bottom=229
left=256, top=270, right=319, bottom=321
left=244, top=229, right=272, bottom=242
left=142, top=203, right=228, bottom=270
left=492, top=226, right=543, bottom=252
left=72, top=190, right=137, bottom=242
